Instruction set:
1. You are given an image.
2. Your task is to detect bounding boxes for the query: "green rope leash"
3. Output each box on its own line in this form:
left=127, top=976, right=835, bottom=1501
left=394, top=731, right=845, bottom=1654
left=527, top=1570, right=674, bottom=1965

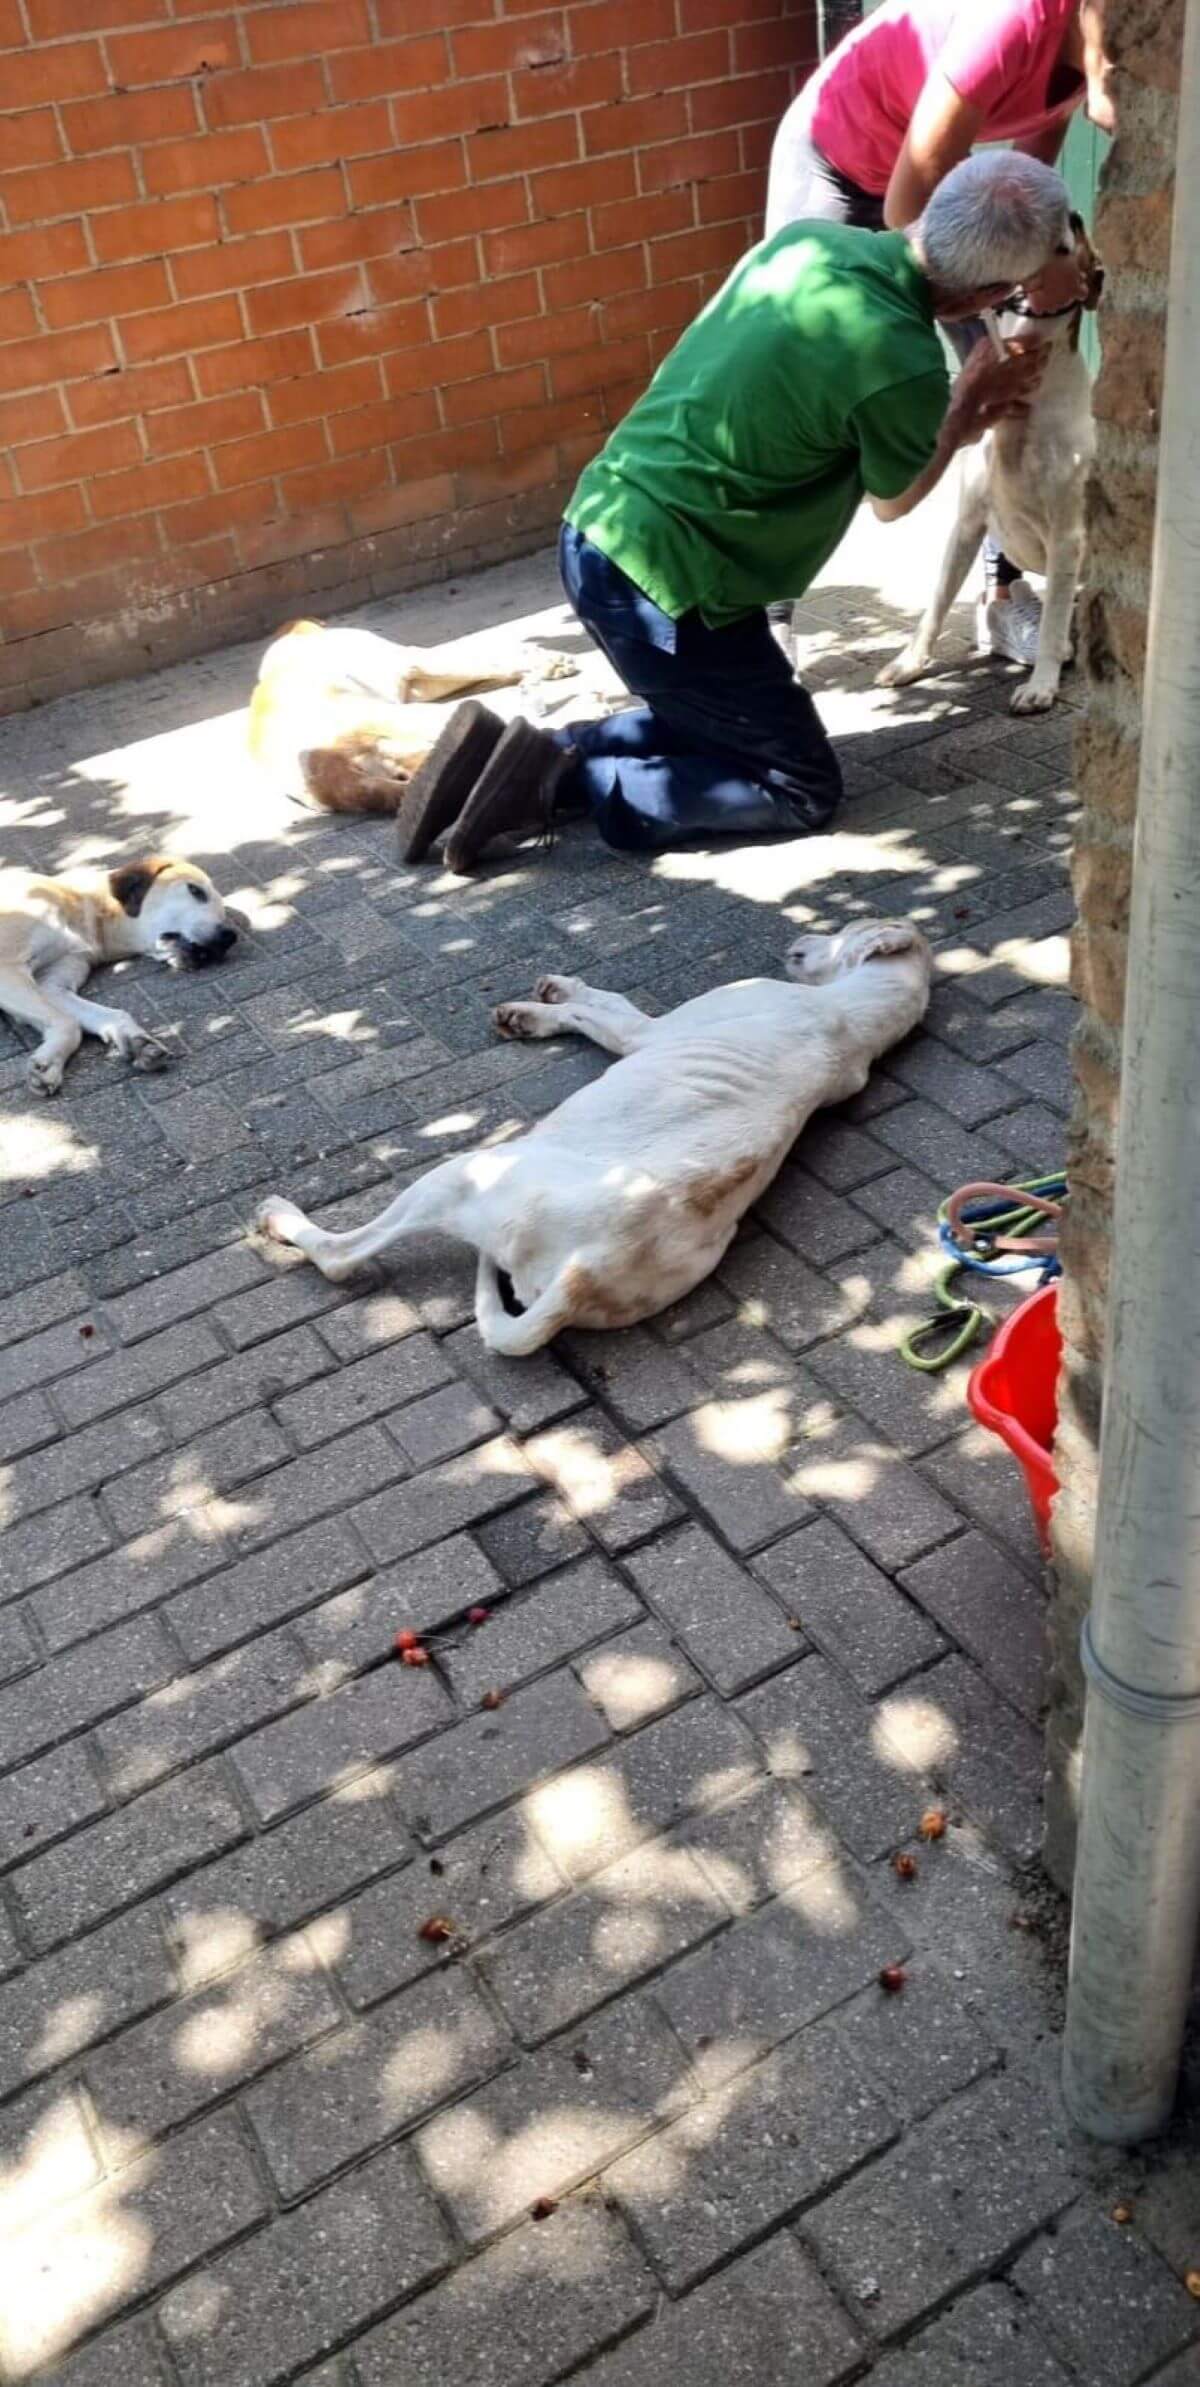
left=899, top=1172, right=1065, bottom=1374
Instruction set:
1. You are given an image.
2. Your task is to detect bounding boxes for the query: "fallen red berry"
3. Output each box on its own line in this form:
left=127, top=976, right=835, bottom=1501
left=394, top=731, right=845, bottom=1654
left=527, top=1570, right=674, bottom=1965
left=481, top=1688, right=505, bottom=1711
left=530, top=2197, right=557, bottom=2221
left=892, top=1853, right=918, bottom=1882
left=402, top=1645, right=430, bottom=1667
left=418, top=1915, right=455, bottom=1944
left=468, top=1606, right=490, bottom=1626
left=78, top=1323, right=95, bottom=1340
left=918, top=1808, right=947, bottom=1842
left=879, top=1964, right=907, bottom=1995
left=394, top=1629, right=420, bottom=1653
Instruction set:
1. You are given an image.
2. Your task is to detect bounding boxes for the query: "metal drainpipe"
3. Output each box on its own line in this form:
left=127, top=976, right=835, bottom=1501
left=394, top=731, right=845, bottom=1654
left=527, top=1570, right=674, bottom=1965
left=1062, top=0, right=1200, bottom=2144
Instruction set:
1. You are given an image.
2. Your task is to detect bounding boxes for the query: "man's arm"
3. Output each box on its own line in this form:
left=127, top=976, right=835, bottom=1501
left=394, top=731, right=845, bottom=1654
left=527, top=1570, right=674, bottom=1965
left=1014, top=120, right=1069, bottom=166
left=883, top=71, right=984, bottom=228
left=868, top=344, right=1046, bottom=523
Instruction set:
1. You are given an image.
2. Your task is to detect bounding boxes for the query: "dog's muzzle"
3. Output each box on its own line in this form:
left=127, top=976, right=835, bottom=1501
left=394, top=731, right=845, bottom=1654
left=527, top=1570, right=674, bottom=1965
left=163, top=925, right=238, bottom=969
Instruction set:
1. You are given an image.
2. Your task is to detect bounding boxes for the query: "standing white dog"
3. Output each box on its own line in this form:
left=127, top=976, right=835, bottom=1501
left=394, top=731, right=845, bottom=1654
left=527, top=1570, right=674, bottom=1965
left=257, top=919, right=932, bottom=1353
left=878, top=214, right=1104, bottom=716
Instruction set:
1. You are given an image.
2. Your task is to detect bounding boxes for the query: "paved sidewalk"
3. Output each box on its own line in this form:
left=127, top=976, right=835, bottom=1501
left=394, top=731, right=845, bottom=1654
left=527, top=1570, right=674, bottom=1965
left=1, top=509, right=1197, bottom=2385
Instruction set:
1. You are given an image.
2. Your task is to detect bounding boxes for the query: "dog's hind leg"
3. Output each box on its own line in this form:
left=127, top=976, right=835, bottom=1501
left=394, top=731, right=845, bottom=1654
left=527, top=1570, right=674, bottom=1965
left=876, top=496, right=989, bottom=688
left=257, top=1146, right=510, bottom=1281
left=1010, top=521, right=1083, bottom=714
left=0, top=966, right=84, bottom=1095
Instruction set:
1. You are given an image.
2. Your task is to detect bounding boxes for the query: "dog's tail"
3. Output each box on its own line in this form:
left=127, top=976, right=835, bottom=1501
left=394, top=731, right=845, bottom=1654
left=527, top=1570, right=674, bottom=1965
left=474, top=1252, right=574, bottom=1356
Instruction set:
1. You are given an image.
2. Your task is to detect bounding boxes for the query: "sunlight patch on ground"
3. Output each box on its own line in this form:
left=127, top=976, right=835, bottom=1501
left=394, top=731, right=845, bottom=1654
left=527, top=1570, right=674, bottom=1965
left=0, top=1112, right=96, bottom=1187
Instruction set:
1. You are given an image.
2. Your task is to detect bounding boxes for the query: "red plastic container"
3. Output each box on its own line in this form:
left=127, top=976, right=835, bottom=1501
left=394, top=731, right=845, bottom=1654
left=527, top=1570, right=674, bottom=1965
left=967, top=1281, right=1061, bottom=1552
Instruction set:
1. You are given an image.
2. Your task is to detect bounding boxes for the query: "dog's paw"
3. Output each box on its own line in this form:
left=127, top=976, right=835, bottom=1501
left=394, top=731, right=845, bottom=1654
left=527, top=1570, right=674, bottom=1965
left=255, top=1197, right=306, bottom=1246
left=27, top=1055, right=64, bottom=1097
left=532, top=974, right=581, bottom=1005
left=493, top=1001, right=545, bottom=1040
left=130, top=1031, right=170, bottom=1074
left=876, top=648, right=932, bottom=689
left=1010, top=678, right=1058, bottom=715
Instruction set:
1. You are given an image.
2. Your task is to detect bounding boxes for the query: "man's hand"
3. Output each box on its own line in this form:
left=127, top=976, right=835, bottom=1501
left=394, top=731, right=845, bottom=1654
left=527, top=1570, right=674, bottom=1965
left=945, top=340, right=1047, bottom=448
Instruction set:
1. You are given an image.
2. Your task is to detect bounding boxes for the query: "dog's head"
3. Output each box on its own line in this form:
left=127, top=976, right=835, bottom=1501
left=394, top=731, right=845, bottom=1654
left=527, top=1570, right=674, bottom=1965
left=109, top=856, right=237, bottom=970
left=785, top=918, right=932, bottom=986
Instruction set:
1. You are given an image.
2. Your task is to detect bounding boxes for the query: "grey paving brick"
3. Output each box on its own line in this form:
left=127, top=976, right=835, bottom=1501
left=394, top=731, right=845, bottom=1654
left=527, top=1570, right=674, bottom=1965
left=651, top=1406, right=810, bottom=1554
left=789, top=1413, right=962, bottom=1569
left=657, top=1867, right=905, bottom=2091
left=864, top=2285, right=1072, bottom=2387
left=0, top=1602, right=36, bottom=1684
left=102, top=1244, right=265, bottom=1342
left=741, top=1657, right=931, bottom=1860
left=159, top=2138, right=452, bottom=2387
left=608, top=2020, right=894, bottom=2292
left=578, top=2231, right=863, bottom=2387
left=651, top=1273, right=737, bottom=1342
left=0, top=1317, right=115, bottom=1407
left=522, top=1694, right=761, bottom=1883
left=901, top=1532, right=1046, bottom=1720
left=0, top=1612, right=175, bottom=1772
left=717, top=1228, right=860, bottom=1351
left=245, top=1963, right=510, bottom=2198
left=164, top=1786, right=409, bottom=1988
left=274, top=1331, right=452, bottom=1448
left=998, top=1036, right=1073, bottom=1112
left=97, top=1629, right=314, bottom=1797
left=558, top=1323, right=705, bottom=1432
left=45, top=2317, right=169, bottom=2387
left=54, top=1318, right=225, bottom=1429
left=803, top=2070, right=1079, bottom=2339
left=0, top=2074, right=101, bottom=2232
left=755, top=1517, right=943, bottom=1695
left=882, top=1651, right=1044, bottom=1861
left=296, top=1535, right=504, bottom=1678
left=0, top=1385, right=58, bottom=1460
left=167, top=1515, right=370, bottom=1660
left=574, top=1618, right=701, bottom=1731
left=87, top=1932, right=341, bottom=2154
left=444, top=1319, right=586, bottom=1435
left=805, top=1328, right=971, bottom=1458
left=483, top=1834, right=727, bottom=2041
left=2, top=1404, right=165, bottom=1525
left=334, top=1810, right=564, bottom=2009
left=0, top=2112, right=268, bottom=2379
left=231, top=1662, right=451, bottom=1825
left=154, top=1085, right=251, bottom=1159
left=212, top=1265, right=344, bottom=1348
left=11, top=1760, right=245, bottom=1951
left=850, top=1162, right=946, bottom=1252
left=418, top=1993, right=688, bottom=2243
left=0, top=1738, right=106, bottom=1864
left=922, top=1424, right=1044, bottom=1572
left=31, top=1509, right=228, bottom=1652
left=1010, top=2206, right=1199, bottom=2386
left=802, top=1112, right=897, bottom=1190
left=353, top=1432, right=537, bottom=1564
left=758, top=1164, right=880, bottom=1264
left=474, top=1489, right=591, bottom=1585
left=445, top=1555, right=641, bottom=1707
left=987, top=1101, right=1067, bottom=1169
left=889, top=1038, right=1018, bottom=1125
left=0, top=1268, right=92, bottom=1356
left=356, top=2200, right=655, bottom=2387
left=395, top=1670, right=610, bottom=1844
left=158, top=1322, right=334, bottom=1441
left=101, top=1407, right=290, bottom=1541
left=315, top=1282, right=423, bottom=1361
left=836, top=1962, right=998, bottom=2121
left=3, top=1493, right=113, bottom=1597
left=390, top=1377, right=502, bottom=1466
left=672, top=1776, right=839, bottom=1913
left=223, top=1422, right=411, bottom=1554
left=627, top=1522, right=801, bottom=1693
left=526, top=1411, right=683, bottom=1553
left=0, top=1899, right=174, bottom=2095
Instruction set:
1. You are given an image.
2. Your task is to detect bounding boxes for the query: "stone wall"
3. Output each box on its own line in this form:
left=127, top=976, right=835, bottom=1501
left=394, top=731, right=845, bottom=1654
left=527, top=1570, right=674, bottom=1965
left=1045, top=0, right=1183, bottom=1888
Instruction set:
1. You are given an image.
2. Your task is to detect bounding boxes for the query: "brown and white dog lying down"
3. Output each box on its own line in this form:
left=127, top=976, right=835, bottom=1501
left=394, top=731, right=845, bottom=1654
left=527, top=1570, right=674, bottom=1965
left=0, top=856, right=236, bottom=1095
left=257, top=919, right=932, bottom=1353
left=248, top=618, right=575, bottom=818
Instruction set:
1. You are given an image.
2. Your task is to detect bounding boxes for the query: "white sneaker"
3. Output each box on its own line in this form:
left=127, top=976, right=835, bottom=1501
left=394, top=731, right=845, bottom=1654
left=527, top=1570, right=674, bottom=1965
left=976, top=582, right=1042, bottom=667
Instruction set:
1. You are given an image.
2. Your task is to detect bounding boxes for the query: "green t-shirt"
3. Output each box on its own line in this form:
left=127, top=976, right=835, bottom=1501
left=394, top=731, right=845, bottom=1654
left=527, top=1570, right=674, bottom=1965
left=565, top=221, right=949, bottom=626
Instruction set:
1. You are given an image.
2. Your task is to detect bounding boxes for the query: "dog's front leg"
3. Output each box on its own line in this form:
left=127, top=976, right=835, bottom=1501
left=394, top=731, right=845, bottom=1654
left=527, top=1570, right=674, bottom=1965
left=1010, top=521, right=1083, bottom=714
left=40, top=954, right=169, bottom=1074
left=877, top=486, right=989, bottom=689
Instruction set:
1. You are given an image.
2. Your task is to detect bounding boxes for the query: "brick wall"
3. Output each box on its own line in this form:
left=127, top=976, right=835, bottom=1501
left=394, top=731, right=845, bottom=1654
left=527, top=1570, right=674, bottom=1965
left=0, top=0, right=816, bottom=711
left=1044, top=0, right=1182, bottom=1888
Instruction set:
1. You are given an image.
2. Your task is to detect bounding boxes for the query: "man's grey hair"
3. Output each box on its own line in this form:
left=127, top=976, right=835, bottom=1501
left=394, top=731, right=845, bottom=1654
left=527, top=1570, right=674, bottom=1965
left=915, top=151, right=1071, bottom=293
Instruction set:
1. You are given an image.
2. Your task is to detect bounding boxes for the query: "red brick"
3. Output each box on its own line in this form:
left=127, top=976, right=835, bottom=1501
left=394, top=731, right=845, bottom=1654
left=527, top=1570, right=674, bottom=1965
left=346, top=471, right=453, bottom=536
left=739, top=119, right=775, bottom=174
left=215, top=417, right=329, bottom=489
left=267, top=357, right=381, bottom=426
left=416, top=180, right=527, bottom=244
left=196, top=325, right=315, bottom=394
left=687, top=0, right=787, bottom=21
left=164, top=479, right=279, bottom=545
left=350, top=145, right=466, bottom=209
left=0, top=482, right=88, bottom=546
left=67, top=359, right=193, bottom=428
left=416, top=236, right=478, bottom=291
left=278, top=448, right=383, bottom=511
left=381, top=328, right=491, bottom=395
left=246, top=267, right=366, bottom=336
left=19, top=417, right=140, bottom=492
left=390, top=76, right=509, bottom=144
left=61, top=86, right=199, bottom=153
left=0, top=0, right=21, bottom=39
left=482, top=213, right=588, bottom=275
left=145, top=129, right=270, bottom=195
left=6, top=41, right=106, bottom=104
left=6, top=152, right=138, bottom=226
left=495, top=302, right=592, bottom=365
left=145, top=388, right=265, bottom=456
left=0, top=546, right=39, bottom=597
left=0, top=222, right=89, bottom=283
left=173, top=231, right=295, bottom=299
left=5, top=109, right=65, bottom=169
left=204, top=60, right=327, bottom=129
left=470, top=116, right=578, bottom=183
left=432, top=270, right=538, bottom=339
left=364, top=249, right=439, bottom=306
left=391, top=421, right=498, bottom=478
left=316, top=295, right=431, bottom=367
left=329, top=33, right=447, bottom=103
left=374, top=0, right=483, bottom=29
left=500, top=392, right=601, bottom=453
left=329, top=389, right=438, bottom=455
left=0, top=389, right=69, bottom=449
left=550, top=334, right=648, bottom=397
left=91, top=452, right=212, bottom=522
left=629, top=29, right=732, bottom=93
left=569, top=0, right=676, bottom=51
left=0, top=323, right=115, bottom=397
left=591, top=185, right=692, bottom=249
left=106, top=18, right=239, bottom=87
left=270, top=100, right=391, bottom=171
left=649, top=222, right=743, bottom=284
left=34, top=514, right=163, bottom=586
left=27, top=0, right=169, bottom=36
left=41, top=259, right=172, bottom=330
left=224, top=167, right=346, bottom=236
left=0, top=290, right=39, bottom=342
left=298, top=204, right=414, bottom=272
left=690, top=67, right=793, bottom=132
left=235, top=502, right=347, bottom=570
left=530, top=153, right=635, bottom=217
left=452, top=12, right=565, bottom=76
left=733, top=17, right=811, bottom=75
left=123, top=293, right=244, bottom=365
left=92, top=194, right=219, bottom=263
left=696, top=169, right=763, bottom=226
left=511, top=55, right=621, bottom=117
left=603, top=279, right=697, bottom=340
left=455, top=439, right=556, bottom=507
left=583, top=91, right=689, bottom=156
left=637, top=128, right=740, bottom=193
left=246, top=0, right=371, bottom=63
left=442, top=362, right=547, bottom=425
left=544, top=246, right=646, bottom=309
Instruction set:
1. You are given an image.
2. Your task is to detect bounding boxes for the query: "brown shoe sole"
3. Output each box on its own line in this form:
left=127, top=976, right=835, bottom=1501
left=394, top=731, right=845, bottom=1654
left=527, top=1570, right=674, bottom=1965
left=395, top=700, right=505, bottom=863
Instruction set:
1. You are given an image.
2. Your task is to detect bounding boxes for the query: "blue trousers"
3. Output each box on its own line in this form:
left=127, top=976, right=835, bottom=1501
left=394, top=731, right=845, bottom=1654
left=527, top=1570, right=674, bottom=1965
left=555, top=523, right=842, bottom=854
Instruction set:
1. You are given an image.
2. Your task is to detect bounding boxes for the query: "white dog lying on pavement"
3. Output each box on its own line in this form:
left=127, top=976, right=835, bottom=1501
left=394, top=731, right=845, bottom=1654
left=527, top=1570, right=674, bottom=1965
left=257, top=919, right=932, bottom=1353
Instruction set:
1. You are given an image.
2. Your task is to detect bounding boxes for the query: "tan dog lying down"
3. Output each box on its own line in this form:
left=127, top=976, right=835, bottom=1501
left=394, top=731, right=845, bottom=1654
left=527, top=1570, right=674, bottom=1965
left=248, top=618, right=574, bottom=815
left=257, top=919, right=932, bottom=1353
left=0, top=855, right=236, bottom=1095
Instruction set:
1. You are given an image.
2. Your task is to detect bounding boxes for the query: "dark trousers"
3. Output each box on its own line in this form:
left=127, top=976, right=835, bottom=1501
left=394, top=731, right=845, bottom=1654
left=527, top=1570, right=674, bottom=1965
left=555, top=523, right=842, bottom=854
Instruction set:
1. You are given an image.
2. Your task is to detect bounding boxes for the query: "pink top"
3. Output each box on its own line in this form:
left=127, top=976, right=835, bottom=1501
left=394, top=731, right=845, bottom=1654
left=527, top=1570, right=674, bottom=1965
left=806, top=0, right=1083, bottom=195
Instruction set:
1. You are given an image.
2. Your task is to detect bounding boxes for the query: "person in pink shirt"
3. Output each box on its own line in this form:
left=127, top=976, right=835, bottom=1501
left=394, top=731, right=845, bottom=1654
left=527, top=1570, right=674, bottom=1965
left=766, top=0, right=1115, bottom=663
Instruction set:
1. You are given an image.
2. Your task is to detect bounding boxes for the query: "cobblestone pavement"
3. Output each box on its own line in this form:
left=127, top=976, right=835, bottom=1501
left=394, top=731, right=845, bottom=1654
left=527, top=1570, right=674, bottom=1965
left=1, top=517, right=1198, bottom=2385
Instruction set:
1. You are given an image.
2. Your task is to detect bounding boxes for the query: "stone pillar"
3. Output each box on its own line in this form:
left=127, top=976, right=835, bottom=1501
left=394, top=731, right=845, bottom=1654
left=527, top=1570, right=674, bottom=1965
left=1045, top=0, right=1183, bottom=1889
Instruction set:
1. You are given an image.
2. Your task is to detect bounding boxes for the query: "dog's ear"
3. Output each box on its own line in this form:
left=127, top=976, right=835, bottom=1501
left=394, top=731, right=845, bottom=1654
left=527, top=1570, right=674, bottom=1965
left=276, top=618, right=325, bottom=638
left=854, top=920, right=923, bottom=963
left=108, top=857, right=169, bottom=916
left=1071, top=215, right=1106, bottom=311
